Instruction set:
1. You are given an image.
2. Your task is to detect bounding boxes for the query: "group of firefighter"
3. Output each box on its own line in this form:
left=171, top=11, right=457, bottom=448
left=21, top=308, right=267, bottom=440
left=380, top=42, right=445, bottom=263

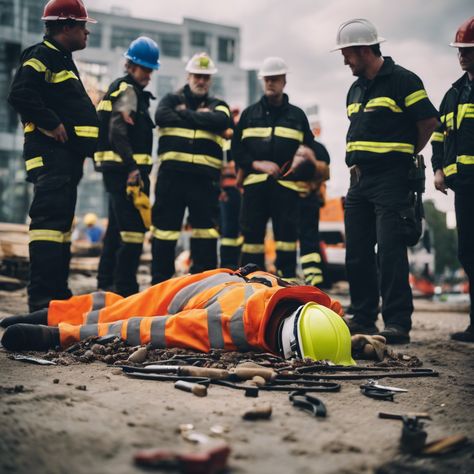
left=3, top=0, right=473, bottom=359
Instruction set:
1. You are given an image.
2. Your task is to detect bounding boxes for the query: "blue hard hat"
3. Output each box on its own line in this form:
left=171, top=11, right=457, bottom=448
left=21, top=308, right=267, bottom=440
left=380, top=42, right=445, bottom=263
left=124, top=36, right=160, bottom=70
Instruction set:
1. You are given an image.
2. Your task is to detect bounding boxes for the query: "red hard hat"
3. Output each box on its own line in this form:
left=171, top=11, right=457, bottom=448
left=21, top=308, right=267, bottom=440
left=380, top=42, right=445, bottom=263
left=41, top=0, right=97, bottom=23
left=450, top=16, right=474, bottom=47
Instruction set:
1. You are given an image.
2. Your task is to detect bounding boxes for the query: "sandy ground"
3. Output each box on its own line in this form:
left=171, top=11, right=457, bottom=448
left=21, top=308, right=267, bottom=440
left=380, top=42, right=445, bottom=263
left=0, top=274, right=473, bottom=474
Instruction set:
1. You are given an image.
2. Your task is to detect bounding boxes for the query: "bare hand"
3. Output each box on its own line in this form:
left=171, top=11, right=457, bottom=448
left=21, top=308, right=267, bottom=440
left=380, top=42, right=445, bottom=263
left=51, top=123, right=68, bottom=143
left=121, top=111, right=135, bottom=126
left=434, top=169, right=447, bottom=195
left=175, top=104, right=186, bottom=111
left=127, top=169, right=141, bottom=187
left=252, top=160, right=281, bottom=178
left=197, top=107, right=211, bottom=112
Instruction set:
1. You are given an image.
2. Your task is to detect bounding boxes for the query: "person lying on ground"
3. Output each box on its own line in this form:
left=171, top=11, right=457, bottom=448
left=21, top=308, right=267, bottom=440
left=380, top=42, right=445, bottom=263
left=1, top=265, right=385, bottom=364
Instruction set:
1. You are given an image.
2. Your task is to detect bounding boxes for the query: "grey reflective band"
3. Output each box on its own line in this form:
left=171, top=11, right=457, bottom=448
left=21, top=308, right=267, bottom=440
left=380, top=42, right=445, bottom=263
left=229, top=306, right=251, bottom=351
left=168, top=273, right=241, bottom=314
left=91, top=291, right=106, bottom=310
left=150, top=317, right=169, bottom=348
left=80, top=324, right=98, bottom=340
left=204, top=285, right=234, bottom=308
left=107, top=321, right=123, bottom=337
left=126, top=317, right=142, bottom=346
left=207, top=303, right=224, bottom=349
left=85, top=309, right=100, bottom=324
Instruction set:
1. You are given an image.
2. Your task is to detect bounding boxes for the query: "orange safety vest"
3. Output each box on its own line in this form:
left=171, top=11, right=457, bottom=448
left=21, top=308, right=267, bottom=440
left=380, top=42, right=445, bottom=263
left=48, top=269, right=342, bottom=353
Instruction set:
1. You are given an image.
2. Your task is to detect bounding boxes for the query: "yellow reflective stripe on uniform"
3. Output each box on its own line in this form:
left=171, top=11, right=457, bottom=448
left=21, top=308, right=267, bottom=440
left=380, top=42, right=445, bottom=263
left=242, top=243, right=265, bottom=254
left=74, top=126, right=99, bottom=138
left=274, top=126, right=303, bottom=142
left=430, top=132, right=444, bottom=143
left=191, top=228, right=220, bottom=239
left=456, top=103, right=474, bottom=129
left=43, top=40, right=59, bottom=51
left=309, top=274, right=324, bottom=286
left=110, top=82, right=129, bottom=97
left=29, top=229, right=69, bottom=243
left=133, top=154, right=152, bottom=165
left=441, top=112, right=454, bottom=129
left=159, top=151, right=223, bottom=169
left=150, top=226, right=180, bottom=240
left=277, top=180, right=309, bottom=193
left=346, top=141, right=415, bottom=154
left=457, top=155, right=474, bottom=165
left=195, top=130, right=224, bottom=147
left=94, top=151, right=152, bottom=165
left=24, top=123, right=35, bottom=133
left=243, top=173, right=268, bottom=186
left=159, top=127, right=195, bottom=139
left=47, top=69, right=78, bottom=83
left=365, top=97, right=402, bottom=113
left=300, top=252, right=321, bottom=264
left=215, top=105, right=230, bottom=117
left=25, top=156, right=44, bottom=171
left=443, top=163, right=457, bottom=177
left=242, top=127, right=272, bottom=139
left=221, top=236, right=243, bottom=247
left=275, top=241, right=297, bottom=251
left=347, top=103, right=361, bottom=117
left=23, top=58, right=47, bottom=72
left=303, top=266, right=323, bottom=276
left=223, top=139, right=231, bottom=151
left=120, top=231, right=145, bottom=244
left=97, top=100, right=112, bottom=112
left=404, top=89, right=428, bottom=107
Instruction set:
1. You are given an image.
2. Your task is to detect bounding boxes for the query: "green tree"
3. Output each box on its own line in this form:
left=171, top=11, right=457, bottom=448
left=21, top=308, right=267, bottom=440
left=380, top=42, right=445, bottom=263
left=423, top=199, right=459, bottom=276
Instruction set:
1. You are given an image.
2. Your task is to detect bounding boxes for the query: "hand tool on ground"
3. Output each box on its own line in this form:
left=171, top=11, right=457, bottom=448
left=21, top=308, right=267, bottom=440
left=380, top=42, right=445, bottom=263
left=175, top=380, right=208, bottom=397
left=134, top=441, right=231, bottom=473
left=242, top=403, right=272, bottom=420
left=11, top=354, right=56, bottom=365
left=379, top=412, right=431, bottom=421
left=289, top=368, right=438, bottom=380
left=120, top=364, right=229, bottom=380
left=363, top=379, right=408, bottom=392
left=124, top=371, right=211, bottom=385
left=229, top=367, right=277, bottom=382
left=400, top=416, right=428, bottom=454
left=212, top=379, right=259, bottom=397
left=289, top=391, right=327, bottom=418
left=360, top=384, right=397, bottom=401
left=422, top=434, right=468, bottom=455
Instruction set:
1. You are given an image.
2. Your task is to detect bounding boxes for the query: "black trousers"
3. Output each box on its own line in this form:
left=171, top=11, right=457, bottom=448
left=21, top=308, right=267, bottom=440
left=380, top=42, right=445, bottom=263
left=151, top=169, right=220, bottom=283
left=344, top=165, right=413, bottom=331
left=219, top=186, right=242, bottom=269
left=455, top=181, right=474, bottom=325
left=298, top=192, right=325, bottom=286
left=240, top=178, right=299, bottom=278
left=98, top=170, right=149, bottom=296
left=25, top=140, right=84, bottom=311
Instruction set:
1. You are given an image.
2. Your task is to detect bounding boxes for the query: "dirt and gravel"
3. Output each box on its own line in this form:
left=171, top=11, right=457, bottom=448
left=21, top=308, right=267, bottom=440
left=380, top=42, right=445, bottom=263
left=0, top=273, right=473, bottom=474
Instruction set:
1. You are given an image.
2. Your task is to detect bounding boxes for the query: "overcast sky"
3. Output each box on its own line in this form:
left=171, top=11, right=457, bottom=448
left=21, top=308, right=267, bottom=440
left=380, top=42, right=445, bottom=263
left=91, top=0, right=472, bottom=214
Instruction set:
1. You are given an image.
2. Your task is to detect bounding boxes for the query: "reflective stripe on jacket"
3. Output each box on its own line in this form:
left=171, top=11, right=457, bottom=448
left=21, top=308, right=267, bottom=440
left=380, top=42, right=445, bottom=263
left=48, top=269, right=342, bottom=352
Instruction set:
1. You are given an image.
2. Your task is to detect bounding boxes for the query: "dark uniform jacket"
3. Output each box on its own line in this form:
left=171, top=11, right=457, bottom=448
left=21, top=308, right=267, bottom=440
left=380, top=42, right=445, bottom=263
left=155, top=84, right=231, bottom=180
left=345, top=56, right=437, bottom=170
left=8, top=36, right=98, bottom=161
left=431, top=73, right=474, bottom=188
left=232, top=94, right=314, bottom=179
left=94, top=74, right=155, bottom=175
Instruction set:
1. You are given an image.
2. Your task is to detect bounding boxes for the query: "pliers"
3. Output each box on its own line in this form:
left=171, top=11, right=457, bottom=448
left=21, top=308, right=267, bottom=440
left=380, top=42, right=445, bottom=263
left=289, top=390, right=327, bottom=418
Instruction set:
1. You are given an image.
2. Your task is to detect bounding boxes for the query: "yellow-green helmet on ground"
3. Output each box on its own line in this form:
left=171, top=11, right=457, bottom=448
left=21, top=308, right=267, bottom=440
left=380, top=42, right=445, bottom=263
left=279, top=302, right=356, bottom=366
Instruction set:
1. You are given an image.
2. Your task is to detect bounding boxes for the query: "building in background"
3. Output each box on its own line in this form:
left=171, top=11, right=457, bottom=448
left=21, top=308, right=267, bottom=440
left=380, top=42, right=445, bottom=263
left=0, top=1, right=257, bottom=223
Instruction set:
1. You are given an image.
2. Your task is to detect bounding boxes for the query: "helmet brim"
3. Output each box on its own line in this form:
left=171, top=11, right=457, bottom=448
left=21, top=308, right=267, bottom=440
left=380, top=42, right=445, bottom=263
left=330, top=37, right=386, bottom=52
left=449, top=42, right=474, bottom=48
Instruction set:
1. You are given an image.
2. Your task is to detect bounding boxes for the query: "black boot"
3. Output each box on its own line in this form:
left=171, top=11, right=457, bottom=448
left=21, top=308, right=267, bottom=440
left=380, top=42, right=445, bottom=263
left=0, top=309, right=48, bottom=328
left=451, top=325, right=474, bottom=343
left=1, top=324, right=59, bottom=351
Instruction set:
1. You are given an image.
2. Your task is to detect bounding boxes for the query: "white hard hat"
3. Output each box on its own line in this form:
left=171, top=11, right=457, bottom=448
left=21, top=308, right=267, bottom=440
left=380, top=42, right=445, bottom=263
left=185, top=52, right=218, bottom=75
left=332, top=18, right=386, bottom=51
left=258, top=57, right=289, bottom=78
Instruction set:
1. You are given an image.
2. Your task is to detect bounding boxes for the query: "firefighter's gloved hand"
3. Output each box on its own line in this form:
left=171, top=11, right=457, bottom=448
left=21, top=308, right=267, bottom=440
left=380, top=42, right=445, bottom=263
left=126, top=183, right=151, bottom=229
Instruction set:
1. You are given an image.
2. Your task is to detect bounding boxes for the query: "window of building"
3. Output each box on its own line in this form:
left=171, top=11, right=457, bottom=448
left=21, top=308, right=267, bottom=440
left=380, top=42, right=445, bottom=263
left=211, top=76, right=224, bottom=98
left=26, top=0, right=44, bottom=33
left=76, top=60, right=109, bottom=107
left=160, top=33, right=181, bottom=58
left=111, top=27, right=143, bottom=49
left=218, top=37, right=235, bottom=63
left=0, top=0, right=14, bottom=26
left=156, top=76, right=176, bottom=98
left=190, top=30, right=211, bottom=54
left=87, top=22, right=102, bottom=48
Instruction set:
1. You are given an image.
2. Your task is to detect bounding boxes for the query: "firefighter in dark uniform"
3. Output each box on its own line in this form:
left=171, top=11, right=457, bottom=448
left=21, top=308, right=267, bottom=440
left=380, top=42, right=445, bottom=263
left=95, top=37, right=159, bottom=296
left=298, top=141, right=330, bottom=287
left=7, top=0, right=98, bottom=312
left=232, top=57, right=315, bottom=280
left=333, top=19, right=438, bottom=343
left=151, top=52, right=232, bottom=283
left=431, top=17, right=474, bottom=343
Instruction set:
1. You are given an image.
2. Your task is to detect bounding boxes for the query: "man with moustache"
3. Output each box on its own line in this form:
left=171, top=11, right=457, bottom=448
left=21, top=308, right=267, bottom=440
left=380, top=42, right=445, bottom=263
left=431, top=17, right=474, bottom=342
left=7, top=0, right=98, bottom=312
left=333, top=19, right=438, bottom=343
left=232, top=57, right=315, bottom=280
left=151, top=53, right=231, bottom=283
left=94, top=36, right=159, bottom=296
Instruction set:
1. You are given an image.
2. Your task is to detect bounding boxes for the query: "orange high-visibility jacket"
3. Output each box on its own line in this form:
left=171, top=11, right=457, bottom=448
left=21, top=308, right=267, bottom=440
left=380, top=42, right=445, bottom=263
left=48, top=269, right=342, bottom=353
